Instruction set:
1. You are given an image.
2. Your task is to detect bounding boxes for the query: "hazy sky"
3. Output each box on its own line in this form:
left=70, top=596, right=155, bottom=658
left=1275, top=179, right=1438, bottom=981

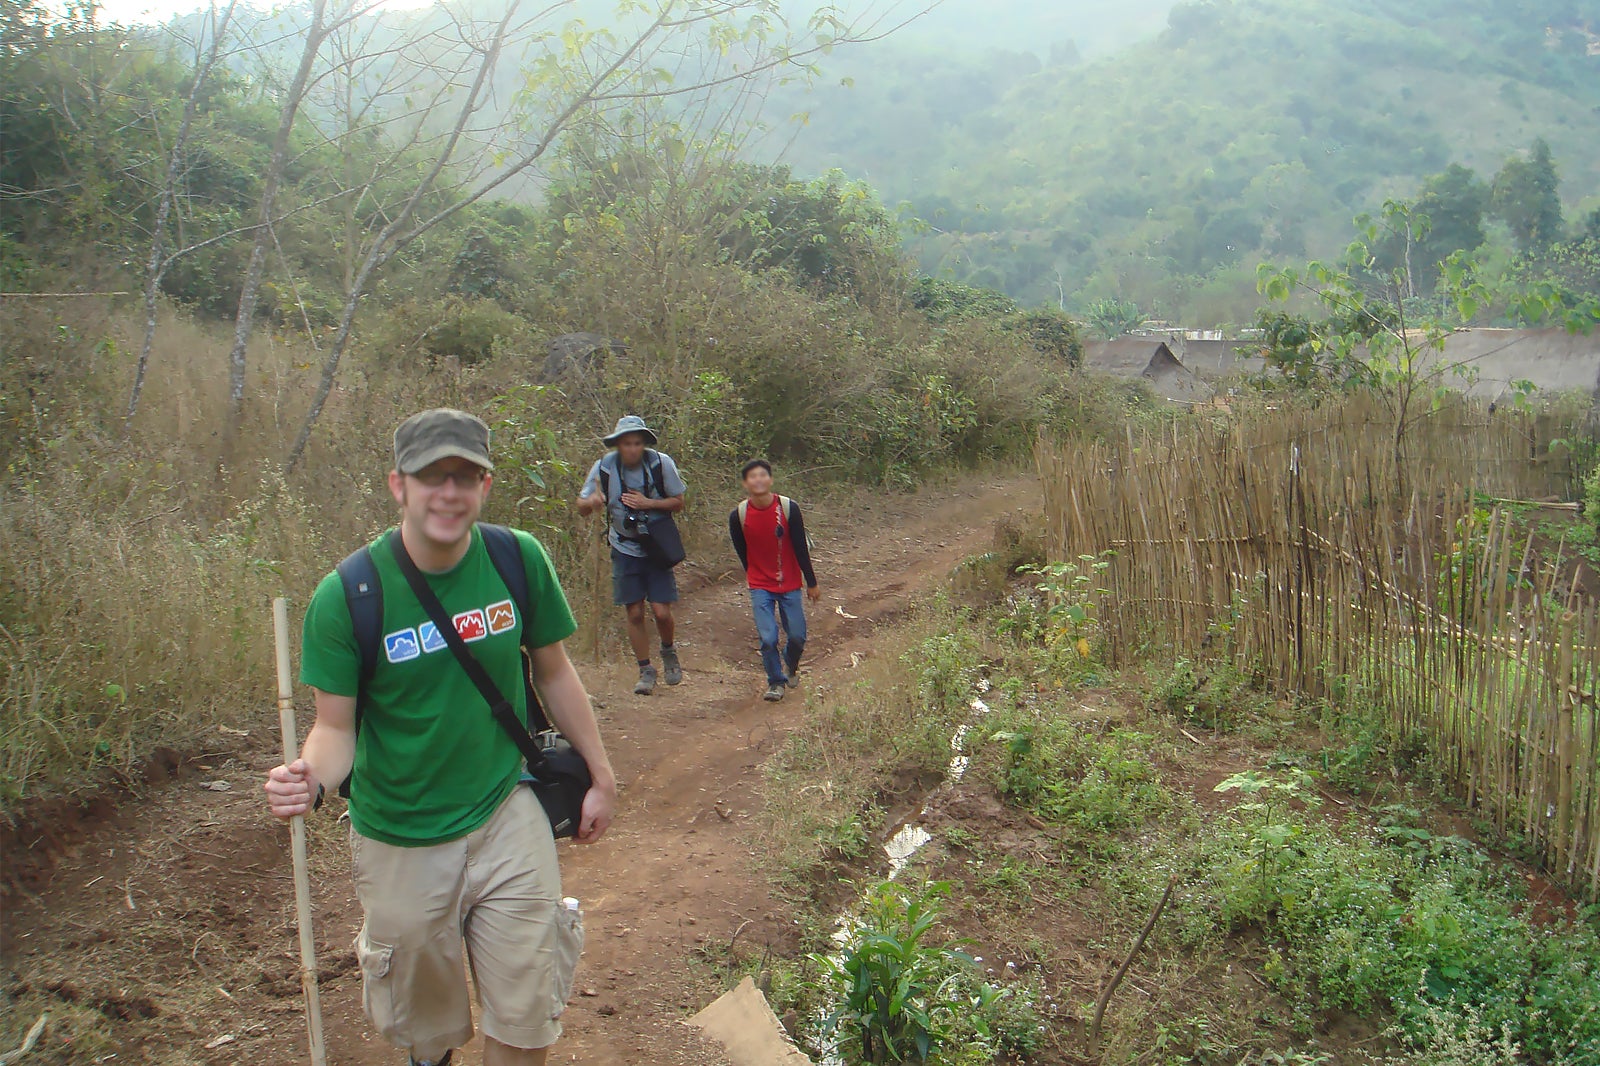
left=68, top=0, right=428, bottom=28
left=76, top=0, right=1174, bottom=58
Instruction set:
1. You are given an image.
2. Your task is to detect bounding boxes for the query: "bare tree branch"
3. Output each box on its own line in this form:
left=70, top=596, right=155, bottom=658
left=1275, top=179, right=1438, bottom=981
left=125, top=0, right=239, bottom=429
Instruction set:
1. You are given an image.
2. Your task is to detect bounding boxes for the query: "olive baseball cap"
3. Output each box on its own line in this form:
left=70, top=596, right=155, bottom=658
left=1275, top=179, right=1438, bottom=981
left=393, top=408, right=494, bottom=474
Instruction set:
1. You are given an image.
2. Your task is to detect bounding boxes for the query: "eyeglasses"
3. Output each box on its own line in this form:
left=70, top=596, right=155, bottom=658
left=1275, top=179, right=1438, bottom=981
left=409, top=466, right=487, bottom=488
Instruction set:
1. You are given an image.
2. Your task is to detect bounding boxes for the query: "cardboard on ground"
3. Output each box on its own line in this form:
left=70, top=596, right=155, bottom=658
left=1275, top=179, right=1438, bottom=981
left=689, top=976, right=814, bottom=1065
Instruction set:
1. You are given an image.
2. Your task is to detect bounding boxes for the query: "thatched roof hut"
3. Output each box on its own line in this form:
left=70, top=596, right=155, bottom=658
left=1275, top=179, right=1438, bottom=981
left=1080, top=339, right=1215, bottom=404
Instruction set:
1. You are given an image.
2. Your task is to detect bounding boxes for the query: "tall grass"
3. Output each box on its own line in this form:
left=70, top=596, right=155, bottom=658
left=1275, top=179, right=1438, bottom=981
left=0, top=252, right=1123, bottom=815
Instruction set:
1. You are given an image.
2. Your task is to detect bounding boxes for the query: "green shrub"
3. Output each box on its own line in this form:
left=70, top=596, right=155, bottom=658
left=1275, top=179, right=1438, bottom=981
left=374, top=296, right=535, bottom=365
left=1188, top=790, right=1600, bottom=1061
left=1153, top=657, right=1261, bottom=730
left=813, top=881, right=1040, bottom=1065
left=992, top=718, right=1170, bottom=835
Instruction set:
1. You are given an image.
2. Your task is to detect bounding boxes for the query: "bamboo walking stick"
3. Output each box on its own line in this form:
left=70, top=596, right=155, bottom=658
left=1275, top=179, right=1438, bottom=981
left=274, top=597, right=328, bottom=1066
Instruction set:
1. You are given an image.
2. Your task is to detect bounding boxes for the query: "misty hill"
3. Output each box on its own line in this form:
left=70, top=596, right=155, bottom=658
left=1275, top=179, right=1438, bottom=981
left=771, top=0, right=1600, bottom=322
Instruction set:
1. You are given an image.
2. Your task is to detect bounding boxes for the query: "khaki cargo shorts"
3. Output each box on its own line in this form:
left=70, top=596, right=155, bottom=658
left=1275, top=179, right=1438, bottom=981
left=350, top=786, right=584, bottom=1060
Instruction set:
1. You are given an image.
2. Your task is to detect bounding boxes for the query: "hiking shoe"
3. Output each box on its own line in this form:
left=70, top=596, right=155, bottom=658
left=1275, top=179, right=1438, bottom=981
left=763, top=684, right=786, bottom=702
left=661, top=646, right=683, bottom=686
left=634, top=664, right=658, bottom=696
left=410, top=1054, right=452, bottom=1066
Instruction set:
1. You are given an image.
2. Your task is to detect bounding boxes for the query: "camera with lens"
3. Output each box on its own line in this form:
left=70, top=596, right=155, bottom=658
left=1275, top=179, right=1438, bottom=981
left=621, top=509, right=651, bottom=538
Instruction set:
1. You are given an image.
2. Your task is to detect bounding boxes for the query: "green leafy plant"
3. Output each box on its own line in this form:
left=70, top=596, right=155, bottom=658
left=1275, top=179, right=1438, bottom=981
left=483, top=385, right=575, bottom=536
left=1214, top=767, right=1322, bottom=902
left=1256, top=202, right=1598, bottom=472
left=993, top=722, right=1169, bottom=836
left=1005, top=554, right=1111, bottom=660
left=814, top=881, right=1029, bottom=1065
left=1083, top=297, right=1147, bottom=339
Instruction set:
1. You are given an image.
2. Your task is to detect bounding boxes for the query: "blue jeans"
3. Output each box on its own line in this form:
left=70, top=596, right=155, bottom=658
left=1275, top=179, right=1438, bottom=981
left=750, top=588, right=807, bottom=686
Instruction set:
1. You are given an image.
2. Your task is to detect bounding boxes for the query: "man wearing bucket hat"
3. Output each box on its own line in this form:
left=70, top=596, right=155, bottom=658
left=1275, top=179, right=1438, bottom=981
left=264, top=408, right=617, bottom=1066
left=577, top=415, right=688, bottom=695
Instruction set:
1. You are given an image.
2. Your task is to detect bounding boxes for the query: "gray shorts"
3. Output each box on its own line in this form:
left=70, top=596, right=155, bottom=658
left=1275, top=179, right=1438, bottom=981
left=612, top=550, right=678, bottom=606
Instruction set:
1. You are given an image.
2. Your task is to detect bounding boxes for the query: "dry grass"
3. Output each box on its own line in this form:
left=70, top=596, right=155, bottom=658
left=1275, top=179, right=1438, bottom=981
left=0, top=304, right=685, bottom=814
left=0, top=266, right=1092, bottom=817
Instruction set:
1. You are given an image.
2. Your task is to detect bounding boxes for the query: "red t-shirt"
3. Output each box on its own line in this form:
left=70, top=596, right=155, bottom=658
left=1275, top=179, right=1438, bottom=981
left=742, top=498, right=802, bottom=593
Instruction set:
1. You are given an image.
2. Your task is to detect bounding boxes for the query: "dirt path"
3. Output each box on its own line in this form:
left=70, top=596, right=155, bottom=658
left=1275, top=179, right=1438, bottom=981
left=0, top=473, right=1034, bottom=1065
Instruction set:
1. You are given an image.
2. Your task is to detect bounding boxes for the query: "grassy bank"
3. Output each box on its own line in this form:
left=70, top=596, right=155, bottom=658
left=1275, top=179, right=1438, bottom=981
left=754, top=553, right=1600, bottom=1066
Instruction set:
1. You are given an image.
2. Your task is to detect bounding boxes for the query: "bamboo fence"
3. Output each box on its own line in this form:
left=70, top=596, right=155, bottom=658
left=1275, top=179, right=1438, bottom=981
left=1037, top=393, right=1600, bottom=900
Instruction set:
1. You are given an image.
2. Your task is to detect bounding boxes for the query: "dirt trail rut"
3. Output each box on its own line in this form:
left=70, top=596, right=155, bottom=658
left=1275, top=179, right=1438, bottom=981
left=0, top=473, right=1034, bottom=1065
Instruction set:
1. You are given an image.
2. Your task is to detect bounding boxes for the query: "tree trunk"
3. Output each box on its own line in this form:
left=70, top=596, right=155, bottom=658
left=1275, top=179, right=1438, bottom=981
left=225, top=0, right=330, bottom=419
left=124, top=0, right=238, bottom=430
left=284, top=0, right=524, bottom=473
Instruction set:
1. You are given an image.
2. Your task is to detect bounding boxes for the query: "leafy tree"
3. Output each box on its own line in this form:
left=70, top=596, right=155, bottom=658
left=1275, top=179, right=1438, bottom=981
left=1376, top=163, right=1490, bottom=290
left=284, top=0, right=915, bottom=471
left=1253, top=306, right=1390, bottom=390
left=1258, top=201, right=1599, bottom=471
left=1008, top=307, right=1083, bottom=368
left=907, top=276, right=1019, bottom=323
left=1164, top=0, right=1230, bottom=44
left=1582, top=206, right=1600, bottom=241
left=1083, top=297, right=1146, bottom=339
left=1506, top=234, right=1600, bottom=313
left=1491, top=138, right=1564, bottom=253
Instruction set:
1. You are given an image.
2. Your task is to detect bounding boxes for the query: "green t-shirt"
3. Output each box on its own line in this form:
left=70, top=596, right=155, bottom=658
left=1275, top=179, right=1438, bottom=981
left=300, top=526, right=577, bottom=847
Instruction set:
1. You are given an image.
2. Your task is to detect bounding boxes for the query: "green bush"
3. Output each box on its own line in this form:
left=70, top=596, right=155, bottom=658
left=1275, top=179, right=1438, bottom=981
left=1153, top=657, right=1259, bottom=730
left=1188, top=791, right=1600, bottom=1061
left=992, top=718, right=1170, bottom=835
left=813, top=881, right=1040, bottom=1065
left=373, top=296, right=535, bottom=365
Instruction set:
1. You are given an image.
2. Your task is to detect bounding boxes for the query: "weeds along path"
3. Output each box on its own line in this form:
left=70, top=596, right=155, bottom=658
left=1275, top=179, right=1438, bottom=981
left=0, top=471, right=1036, bottom=1066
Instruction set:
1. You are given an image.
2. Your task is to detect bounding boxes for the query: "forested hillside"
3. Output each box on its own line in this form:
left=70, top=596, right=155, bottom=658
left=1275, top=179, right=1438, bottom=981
left=775, top=0, right=1600, bottom=323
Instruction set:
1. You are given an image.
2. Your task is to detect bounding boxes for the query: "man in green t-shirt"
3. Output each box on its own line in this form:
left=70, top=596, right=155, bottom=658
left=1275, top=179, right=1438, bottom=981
left=263, top=408, right=617, bottom=1066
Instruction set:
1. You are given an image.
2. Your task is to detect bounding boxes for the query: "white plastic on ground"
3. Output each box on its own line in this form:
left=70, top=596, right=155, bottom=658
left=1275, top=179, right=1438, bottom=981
left=884, top=824, right=934, bottom=878
left=815, top=676, right=997, bottom=1064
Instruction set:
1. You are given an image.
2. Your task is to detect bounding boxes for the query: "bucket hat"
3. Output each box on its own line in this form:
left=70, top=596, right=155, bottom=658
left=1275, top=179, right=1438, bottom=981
left=602, top=414, right=659, bottom=447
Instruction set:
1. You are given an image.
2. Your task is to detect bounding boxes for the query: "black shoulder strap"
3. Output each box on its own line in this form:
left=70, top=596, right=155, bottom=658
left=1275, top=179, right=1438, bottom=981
left=598, top=453, right=612, bottom=501
left=480, top=523, right=530, bottom=613
left=387, top=529, right=552, bottom=772
left=337, top=544, right=383, bottom=689
left=335, top=544, right=382, bottom=799
left=478, top=523, right=551, bottom=734
left=645, top=449, right=666, bottom=498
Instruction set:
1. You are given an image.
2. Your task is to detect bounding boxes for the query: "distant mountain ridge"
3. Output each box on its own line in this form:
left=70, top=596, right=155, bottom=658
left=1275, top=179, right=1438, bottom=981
left=770, top=0, right=1600, bottom=321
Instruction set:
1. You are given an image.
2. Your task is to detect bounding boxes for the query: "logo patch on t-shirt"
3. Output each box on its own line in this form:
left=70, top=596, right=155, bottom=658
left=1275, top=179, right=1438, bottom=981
left=418, top=621, right=447, bottom=654
left=453, top=609, right=488, bottom=642
left=384, top=628, right=421, bottom=663
left=486, top=600, right=516, bottom=635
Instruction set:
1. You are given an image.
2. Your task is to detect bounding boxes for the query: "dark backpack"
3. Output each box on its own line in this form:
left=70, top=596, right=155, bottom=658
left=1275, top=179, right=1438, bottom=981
left=333, top=522, right=545, bottom=797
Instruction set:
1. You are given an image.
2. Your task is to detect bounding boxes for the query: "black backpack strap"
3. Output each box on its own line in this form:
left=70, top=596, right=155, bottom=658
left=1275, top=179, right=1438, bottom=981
left=478, top=523, right=552, bottom=734
left=335, top=543, right=382, bottom=798
left=645, top=449, right=667, bottom=498
left=479, top=523, right=530, bottom=609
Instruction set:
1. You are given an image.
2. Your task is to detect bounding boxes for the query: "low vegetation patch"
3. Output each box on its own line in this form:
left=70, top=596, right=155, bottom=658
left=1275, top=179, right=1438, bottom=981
left=758, top=564, right=1600, bottom=1065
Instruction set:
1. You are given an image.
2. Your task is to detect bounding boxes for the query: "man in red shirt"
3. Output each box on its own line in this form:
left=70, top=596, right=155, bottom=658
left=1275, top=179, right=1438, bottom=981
left=727, top=459, right=820, bottom=701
